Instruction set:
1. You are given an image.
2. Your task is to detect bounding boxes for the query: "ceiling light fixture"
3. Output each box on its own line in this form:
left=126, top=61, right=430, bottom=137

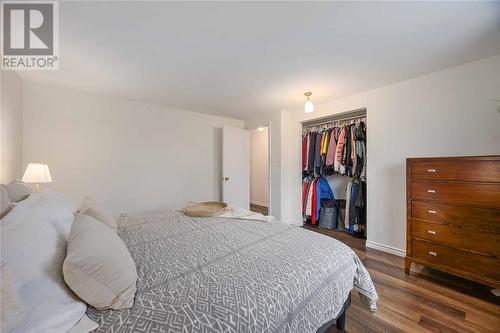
left=304, top=92, right=314, bottom=113
left=257, top=127, right=265, bottom=132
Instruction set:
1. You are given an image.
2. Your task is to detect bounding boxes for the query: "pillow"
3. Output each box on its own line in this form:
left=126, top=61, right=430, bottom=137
left=0, top=191, right=86, bottom=333
left=0, top=185, right=14, bottom=218
left=78, top=196, right=98, bottom=212
left=78, top=196, right=117, bottom=231
left=3, top=181, right=33, bottom=202
left=79, top=205, right=117, bottom=232
left=63, top=214, right=137, bottom=310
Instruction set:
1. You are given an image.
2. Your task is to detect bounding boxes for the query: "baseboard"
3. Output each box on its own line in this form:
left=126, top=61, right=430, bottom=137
left=250, top=200, right=269, bottom=207
left=366, top=240, right=406, bottom=257
left=290, top=219, right=303, bottom=227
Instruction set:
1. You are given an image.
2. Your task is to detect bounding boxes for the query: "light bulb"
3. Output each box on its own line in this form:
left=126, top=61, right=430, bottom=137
left=304, top=100, right=314, bottom=113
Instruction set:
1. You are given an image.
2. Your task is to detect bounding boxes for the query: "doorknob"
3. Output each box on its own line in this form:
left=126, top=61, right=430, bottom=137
left=224, top=177, right=230, bottom=181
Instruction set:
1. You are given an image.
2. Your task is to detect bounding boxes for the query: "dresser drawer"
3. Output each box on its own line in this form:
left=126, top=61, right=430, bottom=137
left=412, top=201, right=500, bottom=233
left=410, top=181, right=500, bottom=208
left=412, top=220, right=499, bottom=257
left=411, top=160, right=500, bottom=183
left=412, top=239, right=500, bottom=282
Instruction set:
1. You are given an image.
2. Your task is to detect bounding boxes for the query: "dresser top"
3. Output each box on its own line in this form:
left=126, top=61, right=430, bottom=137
left=407, top=155, right=500, bottom=162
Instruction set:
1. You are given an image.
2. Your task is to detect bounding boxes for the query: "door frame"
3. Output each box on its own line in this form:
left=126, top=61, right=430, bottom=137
left=249, top=122, right=272, bottom=215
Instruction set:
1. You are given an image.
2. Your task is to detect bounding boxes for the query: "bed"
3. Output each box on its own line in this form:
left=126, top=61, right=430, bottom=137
left=86, top=211, right=378, bottom=332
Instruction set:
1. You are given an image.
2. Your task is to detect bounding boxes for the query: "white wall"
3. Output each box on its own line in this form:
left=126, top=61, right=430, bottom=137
left=250, top=127, right=269, bottom=207
left=282, top=54, right=500, bottom=254
left=0, top=71, right=23, bottom=184
left=23, top=82, right=244, bottom=216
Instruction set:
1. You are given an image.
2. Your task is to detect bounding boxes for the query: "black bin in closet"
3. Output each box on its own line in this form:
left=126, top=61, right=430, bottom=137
left=318, top=199, right=340, bottom=230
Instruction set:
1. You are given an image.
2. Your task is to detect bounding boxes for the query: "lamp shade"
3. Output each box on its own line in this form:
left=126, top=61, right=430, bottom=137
left=304, top=100, right=314, bottom=113
left=22, top=163, right=52, bottom=183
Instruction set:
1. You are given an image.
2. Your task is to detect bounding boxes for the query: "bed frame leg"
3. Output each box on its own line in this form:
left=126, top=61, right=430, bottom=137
left=336, top=310, right=346, bottom=331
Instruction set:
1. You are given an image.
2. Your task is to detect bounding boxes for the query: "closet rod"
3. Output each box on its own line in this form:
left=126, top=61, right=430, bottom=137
left=302, top=114, right=366, bottom=129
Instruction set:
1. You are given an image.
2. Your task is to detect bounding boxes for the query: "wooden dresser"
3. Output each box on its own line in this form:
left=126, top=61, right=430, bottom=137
left=406, top=156, right=500, bottom=288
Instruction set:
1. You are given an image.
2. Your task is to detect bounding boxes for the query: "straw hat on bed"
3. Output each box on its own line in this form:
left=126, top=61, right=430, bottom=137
left=182, top=201, right=229, bottom=217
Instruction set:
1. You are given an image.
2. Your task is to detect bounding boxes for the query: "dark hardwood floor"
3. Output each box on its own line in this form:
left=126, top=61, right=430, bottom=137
left=303, top=226, right=500, bottom=333
left=250, top=203, right=268, bottom=215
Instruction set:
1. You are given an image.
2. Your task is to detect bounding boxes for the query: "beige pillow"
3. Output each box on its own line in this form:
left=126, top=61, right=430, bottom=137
left=79, top=205, right=117, bottom=232
left=78, top=196, right=117, bottom=232
left=0, top=185, right=14, bottom=219
left=63, top=214, right=137, bottom=310
left=78, top=196, right=98, bottom=212
left=3, top=181, right=33, bottom=202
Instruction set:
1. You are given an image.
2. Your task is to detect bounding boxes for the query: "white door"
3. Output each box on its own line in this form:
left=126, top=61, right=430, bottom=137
left=223, top=126, right=250, bottom=209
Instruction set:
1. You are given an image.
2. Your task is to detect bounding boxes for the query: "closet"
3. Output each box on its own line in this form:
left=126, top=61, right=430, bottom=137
left=301, top=109, right=367, bottom=239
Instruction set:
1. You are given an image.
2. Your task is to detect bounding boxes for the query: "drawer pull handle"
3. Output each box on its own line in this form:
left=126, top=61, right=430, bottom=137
left=427, top=230, right=436, bottom=235
left=427, top=189, right=436, bottom=193
left=427, top=169, right=436, bottom=173
left=428, top=251, right=437, bottom=256
left=427, top=210, right=437, bottom=214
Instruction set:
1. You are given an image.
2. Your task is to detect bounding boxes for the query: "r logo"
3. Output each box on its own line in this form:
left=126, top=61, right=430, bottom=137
left=3, top=2, right=54, bottom=56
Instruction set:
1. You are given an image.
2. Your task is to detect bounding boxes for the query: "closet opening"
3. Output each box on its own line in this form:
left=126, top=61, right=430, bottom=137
left=250, top=126, right=270, bottom=215
left=301, top=108, right=367, bottom=239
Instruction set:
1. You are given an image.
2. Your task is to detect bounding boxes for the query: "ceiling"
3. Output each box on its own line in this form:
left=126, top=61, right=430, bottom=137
left=18, top=1, right=500, bottom=119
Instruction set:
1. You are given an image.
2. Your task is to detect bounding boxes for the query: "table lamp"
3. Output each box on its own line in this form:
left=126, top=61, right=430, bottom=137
left=22, top=163, right=52, bottom=193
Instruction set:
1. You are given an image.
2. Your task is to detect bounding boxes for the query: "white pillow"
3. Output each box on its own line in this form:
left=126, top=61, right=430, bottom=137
left=3, top=181, right=33, bottom=202
left=0, top=185, right=14, bottom=218
left=63, top=214, right=137, bottom=310
left=0, top=191, right=87, bottom=333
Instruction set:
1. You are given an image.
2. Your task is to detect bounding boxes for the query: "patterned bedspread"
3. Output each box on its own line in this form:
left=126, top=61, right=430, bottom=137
left=87, top=211, right=378, bottom=333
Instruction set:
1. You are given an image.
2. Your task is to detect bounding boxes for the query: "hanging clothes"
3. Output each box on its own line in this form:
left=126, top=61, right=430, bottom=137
left=302, top=178, right=310, bottom=214
left=355, top=141, right=363, bottom=178
left=332, top=128, right=340, bottom=173
left=307, top=132, right=316, bottom=173
left=325, top=128, right=337, bottom=167
left=314, top=177, right=334, bottom=222
left=313, top=132, right=322, bottom=174
left=302, top=120, right=366, bottom=179
left=350, top=125, right=357, bottom=176
left=321, top=130, right=329, bottom=155
left=302, top=116, right=366, bottom=237
left=308, top=177, right=334, bottom=225
left=355, top=122, right=367, bottom=180
left=302, top=176, right=334, bottom=225
left=348, top=182, right=358, bottom=232
left=344, top=180, right=353, bottom=229
left=343, top=125, right=353, bottom=177
left=319, top=130, right=330, bottom=176
left=305, top=178, right=316, bottom=216
left=302, top=135, right=308, bottom=171
left=360, top=144, right=367, bottom=180
left=311, top=180, right=318, bottom=224
left=335, top=128, right=346, bottom=174
left=348, top=181, right=366, bottom=236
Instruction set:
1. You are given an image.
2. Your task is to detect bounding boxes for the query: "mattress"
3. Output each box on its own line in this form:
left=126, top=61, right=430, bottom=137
left=86, top=211, right=378, bottom=332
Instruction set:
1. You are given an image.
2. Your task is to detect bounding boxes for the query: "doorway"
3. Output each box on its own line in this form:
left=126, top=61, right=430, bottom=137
left=249, top=126, right=269, bottom=215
